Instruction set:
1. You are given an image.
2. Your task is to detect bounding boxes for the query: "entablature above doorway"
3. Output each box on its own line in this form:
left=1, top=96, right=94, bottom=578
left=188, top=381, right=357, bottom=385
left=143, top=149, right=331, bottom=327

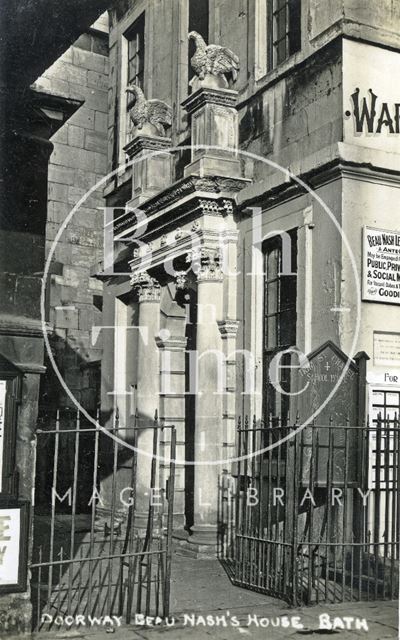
left=114, top=172, right=250, bottom=242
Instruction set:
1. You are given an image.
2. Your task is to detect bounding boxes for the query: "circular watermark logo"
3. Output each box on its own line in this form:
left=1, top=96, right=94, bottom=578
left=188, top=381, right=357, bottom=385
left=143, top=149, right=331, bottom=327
left=41, top=145, right=361, bottom=466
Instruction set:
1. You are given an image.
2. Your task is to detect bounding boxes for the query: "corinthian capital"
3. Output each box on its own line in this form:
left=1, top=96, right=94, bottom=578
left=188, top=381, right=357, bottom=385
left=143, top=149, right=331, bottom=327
left=131, top=271, right=161, bottom=303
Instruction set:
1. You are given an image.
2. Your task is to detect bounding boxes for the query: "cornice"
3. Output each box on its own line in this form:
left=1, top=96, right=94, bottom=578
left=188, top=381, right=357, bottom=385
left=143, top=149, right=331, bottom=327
left=0, top=315, right=49, bottom=338
left=124, top=135, right=172, bottom=158
left=114, top=173, right=249, bottom=240
left=182, top=87, right=239, bottom=114
left=239, top=157, right=400, bottom=212
left=144, top=174, right=247, bottom=213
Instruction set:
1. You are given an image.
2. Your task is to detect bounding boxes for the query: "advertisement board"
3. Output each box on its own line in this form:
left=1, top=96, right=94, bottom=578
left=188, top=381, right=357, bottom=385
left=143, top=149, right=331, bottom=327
left=362, top=227, right=400, bottom=304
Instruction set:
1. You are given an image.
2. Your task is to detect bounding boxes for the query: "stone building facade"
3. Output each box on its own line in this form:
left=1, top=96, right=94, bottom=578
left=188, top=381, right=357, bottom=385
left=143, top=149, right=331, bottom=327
left=0, top=8, right=110, bottom=632
left=36, top=16, right=109, bottom=416
left=0, top=0, right=399, bottom=632
left=98, top=0, right=400, bottom=555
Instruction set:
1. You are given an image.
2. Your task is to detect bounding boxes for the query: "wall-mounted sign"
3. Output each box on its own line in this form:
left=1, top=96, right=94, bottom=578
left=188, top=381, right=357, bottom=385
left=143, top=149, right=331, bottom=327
left=293, top=341, right=360, bottom=485
left=345, top=88, right=400, bottom=135
left=0, top=353, right=22, bottom=497
left=0, top=500, right=29, bottom=593
left=343, top=40, right=400, bottom=154
left=374, top=332, right=400, bottom=367
left=362, top=227, right=400, bottom=304
left=367, top=369, right=400, bottom=386
left=0, top=381, right=5, bottom=493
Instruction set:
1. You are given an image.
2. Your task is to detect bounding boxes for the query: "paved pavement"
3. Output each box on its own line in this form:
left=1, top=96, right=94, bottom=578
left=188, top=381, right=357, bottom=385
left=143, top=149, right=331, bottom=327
left=22, top=553, right=399, bottom=640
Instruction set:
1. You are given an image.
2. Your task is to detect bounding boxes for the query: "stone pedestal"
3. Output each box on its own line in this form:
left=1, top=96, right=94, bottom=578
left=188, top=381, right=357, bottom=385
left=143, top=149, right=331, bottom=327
left=124, top=133, right=172, bottom=208
left=182, top=87, right=241, bottom=179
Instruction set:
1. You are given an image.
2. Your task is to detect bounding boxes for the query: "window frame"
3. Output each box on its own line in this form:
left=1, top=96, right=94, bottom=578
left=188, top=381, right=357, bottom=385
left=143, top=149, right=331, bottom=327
left=188, top=0, right=209, bottom=87
left=262, top=229, right=298, bottom=424
left=126, top=13, right=145, bottom=101
left=264, top=0, right=302, bottom=74
left=118, top=11, right=146, bottom=165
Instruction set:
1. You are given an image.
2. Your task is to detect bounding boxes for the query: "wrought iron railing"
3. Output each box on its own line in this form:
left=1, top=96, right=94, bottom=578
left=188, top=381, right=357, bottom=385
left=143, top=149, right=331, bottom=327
left=219, top=414, right=399, bottom=605
left=31, top=410, right=175, bottom=630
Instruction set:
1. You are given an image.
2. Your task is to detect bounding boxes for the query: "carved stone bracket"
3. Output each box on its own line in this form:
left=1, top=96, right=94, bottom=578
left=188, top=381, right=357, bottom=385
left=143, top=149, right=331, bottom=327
left=175, top=271, right=189, bottom=290
left=196, top=197, right=235, bottom=216
left=188, top=248, right=223, bottom=282
left=131, top=271, right=161, bottom=303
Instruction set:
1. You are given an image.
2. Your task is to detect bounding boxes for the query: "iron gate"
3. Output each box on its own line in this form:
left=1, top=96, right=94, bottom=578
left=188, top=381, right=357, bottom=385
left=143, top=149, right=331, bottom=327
left=219, top=414, right=400, bottom=605
left=31, top=410, right=175, bottom=631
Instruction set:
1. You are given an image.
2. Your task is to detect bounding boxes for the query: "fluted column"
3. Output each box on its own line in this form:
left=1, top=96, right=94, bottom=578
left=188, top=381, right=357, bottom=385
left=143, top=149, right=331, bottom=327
left=188, top=249, right=225, bottom=550
left=131, top=271, right=161, bottom=519
left=217, top=320, right=240, bottom=468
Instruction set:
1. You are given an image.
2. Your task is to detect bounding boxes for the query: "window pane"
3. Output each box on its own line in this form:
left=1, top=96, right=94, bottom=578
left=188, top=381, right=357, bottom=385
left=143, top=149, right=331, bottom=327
left=128, top=37, right=137, bottom=60
left=275, top=0, right=287, bottom=11
left=136, top=70, right=144, bottom=89
left=266, top=280, right=278, bottom=314
left=372, top=391, right=385, bottom=406
left=269, top=0, right=301, bottom=68
left=128, top=57, right=137, bottom=82
left=138, top=52, right=145, bottom=74
left=189, top=0, right=209, bottom=84
left=277, top=38, right=287, bottom=64
left=266, top=316, right=277, bottom=349
left=386, top=392, right=400, bottom=407
left=280, top=275, right=296, bottom=310
left=289, top=0, right=301, bottom=55
left=279, top=351, right=292, bottom=393
left=276, top=11, right=287, bottom=41
left=279, top=309, right=296, bottom=346
left=263, top=230, right=297, bottom=424
left=267, top=247, right=280, bottom=279
left=125, top=13, right=145, bottom=92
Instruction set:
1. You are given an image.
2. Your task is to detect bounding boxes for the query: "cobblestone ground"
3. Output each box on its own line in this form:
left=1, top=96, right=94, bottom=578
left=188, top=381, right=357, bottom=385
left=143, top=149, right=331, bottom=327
left=25, top=553, right=398, bottom=640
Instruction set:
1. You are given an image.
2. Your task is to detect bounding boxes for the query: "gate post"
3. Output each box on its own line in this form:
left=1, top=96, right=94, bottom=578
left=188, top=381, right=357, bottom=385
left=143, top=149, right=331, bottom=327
left=0, top=356, right=34, bottom=634
left=354, top=351, right=370, bottom=427
left=353, top=351, right=370, bottom=549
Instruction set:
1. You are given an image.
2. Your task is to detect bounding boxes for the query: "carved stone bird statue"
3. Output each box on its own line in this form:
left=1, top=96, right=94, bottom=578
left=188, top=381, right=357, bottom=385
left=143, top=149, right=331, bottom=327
left=188, top=31, right=240, bottom=86
left=126, top=85, right=172, bottom=137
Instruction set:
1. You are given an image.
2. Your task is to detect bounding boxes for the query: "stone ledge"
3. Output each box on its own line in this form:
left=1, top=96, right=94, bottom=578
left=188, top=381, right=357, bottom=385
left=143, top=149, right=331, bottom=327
left=124, top=134, right=172, bottom=158
left=0, top=315, right=49, bottom=338
left=173, top=538, right=219, bottom=559
left=182, top=86, right=238, bottom=114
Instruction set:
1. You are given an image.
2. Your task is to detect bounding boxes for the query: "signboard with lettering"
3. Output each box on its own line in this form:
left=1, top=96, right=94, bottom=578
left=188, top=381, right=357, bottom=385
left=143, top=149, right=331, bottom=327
left=374, top=332, right=400, bottom=366
left=0, top=354, right=22, bottom=497
left=295, top=341, right=359, bottom=425
left=0, top=501, right=29, bottom=593
left=362, top=227, right=400, bottom=305
left=343, top=40, right=400, bottom=154
left=0, top=381, right=5, bottom=493
left=294, top=342, right=360, bottom=485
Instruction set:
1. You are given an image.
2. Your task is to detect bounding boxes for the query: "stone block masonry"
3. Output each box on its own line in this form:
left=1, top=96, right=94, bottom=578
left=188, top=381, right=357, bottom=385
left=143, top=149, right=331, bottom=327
left=39, top=28, right=109, bottom=414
